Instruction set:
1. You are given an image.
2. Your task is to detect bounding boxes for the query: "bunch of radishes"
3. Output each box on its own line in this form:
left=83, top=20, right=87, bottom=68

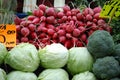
left=14, top=4, right=112, bottom=49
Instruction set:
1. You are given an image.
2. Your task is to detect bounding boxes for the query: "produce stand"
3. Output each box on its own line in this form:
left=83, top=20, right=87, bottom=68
left=0, top=0, right=120, bottom=80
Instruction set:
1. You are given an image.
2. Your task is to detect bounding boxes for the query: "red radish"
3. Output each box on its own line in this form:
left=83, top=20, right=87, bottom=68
left=45, top=8, right=56, bottom=16
left=20, top=21, right=28, bottom=27
left=62, top=16, right=67, bottom=22
left=66, top=33, right=72, bottom=39
left=46, top=24, right=55, bottom=29
left=86, top=21, right=93, bottom=26
left=16, top=39, right=20, bottom=44
left=71, top=9, right=79, bottom=16
left=63, top=5, right=70, bottom=12
left=39, top=33, right=47, bottom=38
left=57, top=19, right=63, bottom=23
left=41, top=27, right=48, bottom=33
left=21, top=37, right=28, bottom=42
left=21, top=27, right=30, bottom=36
left=30, top=32, right=37, bottom=39
left=67, top=16, right=72, bottom=21
left=57, top=29, right=66, bottom=36
left=93, top=7, right=101, bottom=14
left=94, top=13, right=100, bottom=20
left=83, top=8, right=94, bottom=16
left=98, top=27, right=104, bottom=30
left=76, top=41, right=83, bottom=47
left=88, top=30, right=94, bottom=36
left=91, top=23, right=98, bottom=30
left=85, top=40, right=88, bottom=44
left=27, top=15, right=36, bottom=21
left=97, top=19, right=105, bottom=26
left=64, top=40, right=73, bottom=49
left=32, top=17, right=40, bottom=24
left=52, top=33, right=58, bottom=39
left=66, top=11, right=72, bottom=16
left=39, top=4, right=46, bottom=12
left=59, top=36, right=66, bottom=43
left=14, top=16, right=22, bottom=25
left=70, top=20, right=74, bottom=25
left=106, top=26, right=112, bottom=33
left=72, top=16, right=77, bottom=21
left=93, top=19, right=97, bottom=23
left=86, top=14, right=93, bottom=21
left=72, top=29, right=80, bottom=37
left=51, top=39, right=58, bottom=43
left=47, top=29, right=55, bottom=35
left=57, top=12, right=65, bottom=18
left=33, top=9, right=43, bottom=17
left=46, top=16, right=55, bottom=24
left=40, top=16, right=46, bottom=22
left=37, top=22, right=46, bottom=32
left=76, top=21, right=85, bottom=26
left=28, top=24, right=36, bottom=31
left=55, top=27, right=60, bottom=32
left=76, top=13, right=83, bottom=21
left=65, top=24, right=75, bottom=33
left=80, top=34, right=87, bottom=42
left=16, top=25, right=21, bottom=33
left=78, top=27, right=86, bottom=33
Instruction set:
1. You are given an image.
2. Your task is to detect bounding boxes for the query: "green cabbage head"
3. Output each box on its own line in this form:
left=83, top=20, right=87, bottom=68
left=38, top=43, right=69, bottom=68
left=72, top=71, right=96, bottom=80
left=67, top=47, right=94, bottom=75
left=5, top=43, right=40, bottom=72
left=6, top=71, right=37, bottom=80
left=38, top=69, right=69, bottom=80
left=0, top=68, right=6, bottom=80
left=0, top=43, right=8, bottom=65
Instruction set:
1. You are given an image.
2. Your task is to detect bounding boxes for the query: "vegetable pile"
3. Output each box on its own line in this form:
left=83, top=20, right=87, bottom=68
left=14, top=4, right=112, bottom=49
left=0, top=30, right=120, bottom=80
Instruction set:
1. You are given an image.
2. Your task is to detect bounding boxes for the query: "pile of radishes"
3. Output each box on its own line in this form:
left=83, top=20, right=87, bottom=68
left=14, top=4, right=112, bottom=49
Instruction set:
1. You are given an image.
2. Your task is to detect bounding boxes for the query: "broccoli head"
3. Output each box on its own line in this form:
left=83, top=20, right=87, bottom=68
left=110, top=78, right=120, bottom=80
left=92, top=56, right=120, bottom=79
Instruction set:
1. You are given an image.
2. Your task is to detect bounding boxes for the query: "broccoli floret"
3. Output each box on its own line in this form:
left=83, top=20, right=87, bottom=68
left=87, top=30, right=114, bottom=58
left=110, top=78, right=120, bottom=80
left=92, top=56, right=120, bottom=79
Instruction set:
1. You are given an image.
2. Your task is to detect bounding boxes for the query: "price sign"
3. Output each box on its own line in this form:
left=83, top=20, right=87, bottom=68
left=100, top=0, right=120, bottom=19
left=0, top=24, right=16, bottom=47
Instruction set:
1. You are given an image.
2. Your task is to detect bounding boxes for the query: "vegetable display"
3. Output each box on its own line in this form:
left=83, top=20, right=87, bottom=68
left=87, top=30, right=114, bottom=58
left=72, top=71, right=96, bottom=80
left=0, top=43, right=8, bottom=65
left=67, top=47, right=93, bottom=75
left=14, top=4, right=112, bottom=49
left=1, top=1, right=120, bottom=80
left=38, top=69, right=69, bottom=80
left=92, top=56, right=120, bottom=79
left=5, top=43, right=40, bottom=72
left=0, top=68, right=6, bottom=80
left=38, top=43, right=68, bottom=68
left=6, top=71, right=37, bottom=80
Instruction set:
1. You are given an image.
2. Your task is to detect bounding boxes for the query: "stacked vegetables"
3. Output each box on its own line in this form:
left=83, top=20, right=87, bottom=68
left=0, top=30, right=120, bottom=80
left=14, top=4, right=112, bottom=49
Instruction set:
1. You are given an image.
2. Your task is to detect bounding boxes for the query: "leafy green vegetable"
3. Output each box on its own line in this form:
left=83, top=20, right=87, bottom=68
left=0, top=68, right=6, bottom=80
left=0, top=43, right=8, bottom=65
left=87, top=30, right=114, bottom=58
left=72, top=71, right=96, bottom=80
left=110, top=19, right=120, bottom=44
left=67, top=47, right=94, bottom=75
left=7, top=71, right=37, bottom=80
left=38, top=43, right=68, bottom=69
left=92, top=56, right=120, bottom=79
left=5, top=43, right=40, bottom=72
left=38, top=69, right=69, bottom=80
